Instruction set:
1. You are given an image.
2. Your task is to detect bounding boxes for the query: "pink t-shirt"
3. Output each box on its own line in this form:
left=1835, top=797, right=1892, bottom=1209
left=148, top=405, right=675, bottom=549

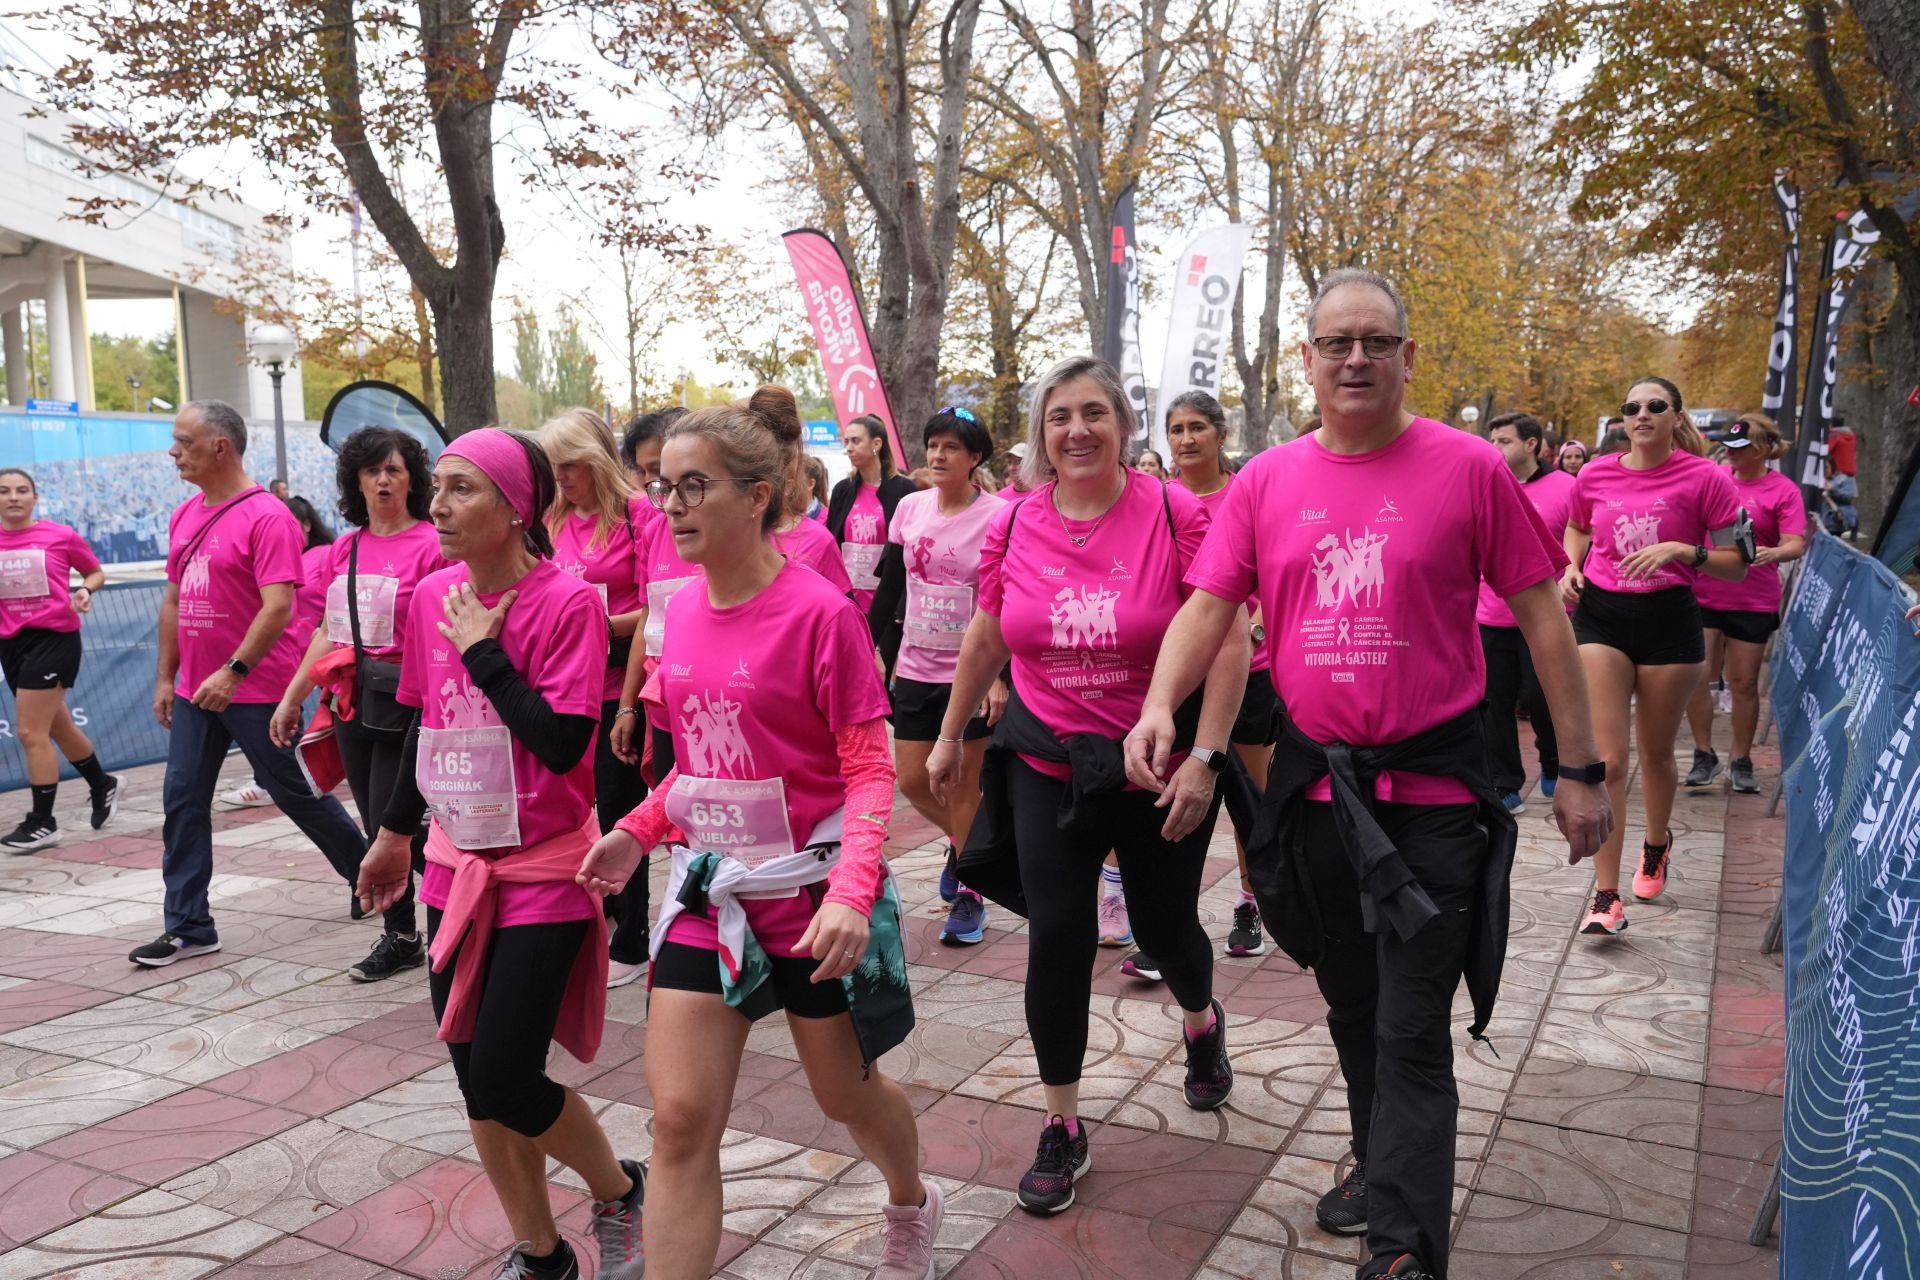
left=290, top=544, right=333, bottom=648
left=1476, top=467, right=1578, bottom=628
left=772, top=518, right=855, bottom=595
left=980, top=470, right=1209, bottom=750
left=1570, top=451, right=1741, bottom=595
left=841, top=485, right=888, bottom=612
left=1187, top=419, right=1566, bottom=805
left=1193, top=479, right=1270, bottom=675
left=402, top=559, right=605, bottom=925
left=551, top=503, right=642, bottom=702
left=1695, top=465, right=1806, bottom=614
left=655, top=560, right=891, bottom=950
left=166, top=489, right=306, bottom=703
left=635, top=508, right=704, bottom=730
left=888, top=487, right=1005, bottom=685
left=320, top=521, right=448, bottom=661
left=0, top=522, right=99, bottom=639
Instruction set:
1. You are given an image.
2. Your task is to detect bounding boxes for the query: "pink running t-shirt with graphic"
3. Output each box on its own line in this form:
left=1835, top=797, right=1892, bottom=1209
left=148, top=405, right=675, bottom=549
left=0, top=521, right=99, bottom=639
left=772, top=517, right=855, bottom=595
left=888, top=487, right=1005, bottom=685
left=1188, top=419, right=1565, bottom=804
left=1570, top=451, right=1741, bottom=594
left=551, top=502, right=643, bottom=701
left=401, top=559, right=606, bottom=925
left=1476, top=467, right=1578, bottom=627
left=166, top=490, right=306, bottom=703
left=1194, top=479, right=1270, bottom=674
left=321, top=521, right=448, bottom=661
left=1694, top=465, right=1806, bottom=614
left=842, top=484, right=887, bottom=612
left=655, top=559, right=891, bottom=951
left=289, top=543, right=333, bottom=649
left=980, top=469, right=1209, bottom=746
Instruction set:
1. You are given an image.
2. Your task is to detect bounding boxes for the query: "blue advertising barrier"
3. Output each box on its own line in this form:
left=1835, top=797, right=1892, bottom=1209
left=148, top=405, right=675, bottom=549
left=1774, top=531, right=1920, bottom=1275
left=0, top=582, right=171, bottom=793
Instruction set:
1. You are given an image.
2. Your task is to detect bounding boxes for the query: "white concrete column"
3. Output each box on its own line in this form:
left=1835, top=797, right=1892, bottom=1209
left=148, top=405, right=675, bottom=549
left=39, top=248, right=75, bottom=404
left=1, top=306, right=24, bottom=406
left=63, top=257, right=94, bottom=412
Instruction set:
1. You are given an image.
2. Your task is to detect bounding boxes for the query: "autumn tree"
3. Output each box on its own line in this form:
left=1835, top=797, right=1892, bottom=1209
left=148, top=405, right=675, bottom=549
left=684, top=244, right=818, bottom=386
left=38, top=0, right=708, bottom=432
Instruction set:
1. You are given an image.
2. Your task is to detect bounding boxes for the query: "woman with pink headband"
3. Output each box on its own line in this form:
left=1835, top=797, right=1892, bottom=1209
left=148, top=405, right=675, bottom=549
left=355, top=428, right=646, bottom=1280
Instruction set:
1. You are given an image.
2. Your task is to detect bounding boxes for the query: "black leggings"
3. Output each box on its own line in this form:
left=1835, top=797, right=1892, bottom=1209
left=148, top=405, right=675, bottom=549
left=426, top=906, right=589, bottom=1138
left=335, top=715, right=424, bottom=937
left=594, top=698, right=650, bottom=963
left=1009, top=757, right=1220, bottom=1086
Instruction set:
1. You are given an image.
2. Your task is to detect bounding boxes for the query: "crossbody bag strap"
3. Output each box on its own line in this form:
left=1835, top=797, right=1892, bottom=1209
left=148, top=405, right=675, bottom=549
left=178, top=486, right=267, bottom=569
left=347, top=531, right=368, bottom=664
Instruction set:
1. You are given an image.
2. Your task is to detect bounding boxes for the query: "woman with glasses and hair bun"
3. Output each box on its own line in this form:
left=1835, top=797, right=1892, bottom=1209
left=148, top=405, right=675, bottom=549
left=829, top=414, right=917, bottom=617
left=1563, top=377, right=1744, bottom=938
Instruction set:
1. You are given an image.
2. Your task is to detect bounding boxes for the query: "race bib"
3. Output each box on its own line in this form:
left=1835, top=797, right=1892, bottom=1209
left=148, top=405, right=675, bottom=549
left=904, top=578, right=972, bottom=652
left=417, top=724, right=520, bottom=850
left=842, top=542, right=882, bottom=591
left=665, top=775, right=795, bottom=869
left=644, top=575, right=696, bottom=657
left=592, top=581, right=610, bottom=612
left=325, top=574, right=399, bottom=646
left=0, top=549, right=49, bottom=601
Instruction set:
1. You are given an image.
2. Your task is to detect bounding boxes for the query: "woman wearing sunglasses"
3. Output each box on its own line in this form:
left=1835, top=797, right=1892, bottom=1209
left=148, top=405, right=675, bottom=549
left=1562, top=378, right=1744, bottom=936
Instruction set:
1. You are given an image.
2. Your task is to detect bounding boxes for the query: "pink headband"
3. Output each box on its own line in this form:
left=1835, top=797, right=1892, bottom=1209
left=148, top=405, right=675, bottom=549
left=442, top=429, right=536, bottom=526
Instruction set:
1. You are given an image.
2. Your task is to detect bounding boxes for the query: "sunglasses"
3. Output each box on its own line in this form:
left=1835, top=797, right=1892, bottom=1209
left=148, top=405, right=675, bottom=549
left=940, top=405, right=978, bottom=423
left=1619, top=399, right=1671, bottom=418
left=1310, top=334, right=1407, bottom=360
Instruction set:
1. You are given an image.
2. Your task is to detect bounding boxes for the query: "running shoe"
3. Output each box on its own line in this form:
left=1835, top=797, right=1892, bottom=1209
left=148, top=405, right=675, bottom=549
left=1096, top=893, right=1133, bottom=947
left=1632, top=839, right=1670, bottom=901
left=1182, top=997, right=1233, bottom=1110
left=940, top=891, right=987, bottom=946
left=128, top=931, right=223, bottom=967
left=1579, top=889, right=1627, bottom=936
left=590, top=1158, right=646, bottom=1280
left=1684, top=748, right=1721, bottom=788
left=489, top=1241, right=580, bottom=1279
left=89, top=776, right=121, bottom=830
left=1, top=818, right=58, bottom=853
left=1538, top=774, right=1557, bottom=799
left=217, top=781, right=275, bottom=810
left=606, top=959, right=647, bottom=989
left=937, top=845, right=960, bottom=904
left=1729, top=757, right=1759, bottom=794
left=1225, top=899, right=1266, bottom=957
left=1315, top=1156, right=1368, bottom=1235
left=348, top=932, right=425, bottom=983
left=1120, top=951, right=1162, bottom=982
left=1017, top=1115, right=1090, bottom=1214
left=1378, top=1254, right=1437, bottom=1279
left=1500, top=791, right=1525, bottom=815
left=875, top=1178, right=944, bottom=1280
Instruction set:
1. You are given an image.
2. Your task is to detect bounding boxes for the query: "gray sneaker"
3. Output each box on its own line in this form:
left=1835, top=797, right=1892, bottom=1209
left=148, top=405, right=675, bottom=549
left=491, top=1242, right=580, bottom=1279
left=590, top=1158, right=646, bottom=1279
left=1729, top=757, right=1759, bottom=793
left=1684, top=748, right=1721, bottom=788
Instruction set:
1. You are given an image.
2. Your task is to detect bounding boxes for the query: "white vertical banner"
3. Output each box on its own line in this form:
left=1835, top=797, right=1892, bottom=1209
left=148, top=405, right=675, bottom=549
left=1151, top=223, right=1254, bottom=455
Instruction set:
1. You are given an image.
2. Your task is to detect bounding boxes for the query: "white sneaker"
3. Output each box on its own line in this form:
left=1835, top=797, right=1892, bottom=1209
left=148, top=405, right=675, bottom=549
left=218, top=782, right=275, bottom=810
left=607, top=959, right=647, bottom=989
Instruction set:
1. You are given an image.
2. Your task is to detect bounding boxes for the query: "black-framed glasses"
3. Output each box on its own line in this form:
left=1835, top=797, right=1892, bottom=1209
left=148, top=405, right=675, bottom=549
left=1620, top=399, right=1671, bottom=418
left=644, top=476, right=756, bottom=510
left=1309, top=334, right=1407, bottom=360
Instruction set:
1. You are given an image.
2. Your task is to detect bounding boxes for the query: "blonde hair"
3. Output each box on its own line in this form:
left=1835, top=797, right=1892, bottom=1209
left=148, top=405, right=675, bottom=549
left=666, top=385, right=804, bottom=534
left=540, top=408, right=633, bottom=553
left=1734, top=411, right=1785, bottom=460
left=1021, top=355, right=1137, bottom=489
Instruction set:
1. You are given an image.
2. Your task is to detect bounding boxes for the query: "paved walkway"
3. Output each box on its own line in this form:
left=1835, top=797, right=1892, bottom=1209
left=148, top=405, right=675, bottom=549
left=0, top=724, right=1784, bottom=1278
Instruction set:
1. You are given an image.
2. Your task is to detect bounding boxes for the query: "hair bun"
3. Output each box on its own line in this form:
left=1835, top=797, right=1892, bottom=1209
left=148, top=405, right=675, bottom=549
left=746, top=385, right=802, bottom=445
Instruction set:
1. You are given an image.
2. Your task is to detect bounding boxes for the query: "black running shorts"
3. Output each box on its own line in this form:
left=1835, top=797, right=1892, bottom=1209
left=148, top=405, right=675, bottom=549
left=1572, top=583, right=1705, bottom=666
left=0, top=628, right=81, bottom=692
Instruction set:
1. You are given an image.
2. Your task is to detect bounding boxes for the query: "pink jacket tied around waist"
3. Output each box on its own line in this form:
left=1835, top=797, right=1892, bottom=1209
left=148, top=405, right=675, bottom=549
left=424, top=817, right=608, bottom=1062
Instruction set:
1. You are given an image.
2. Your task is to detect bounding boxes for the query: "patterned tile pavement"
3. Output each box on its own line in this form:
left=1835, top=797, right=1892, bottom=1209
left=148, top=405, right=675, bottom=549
left=0, top=718, right=1784, bottom=1278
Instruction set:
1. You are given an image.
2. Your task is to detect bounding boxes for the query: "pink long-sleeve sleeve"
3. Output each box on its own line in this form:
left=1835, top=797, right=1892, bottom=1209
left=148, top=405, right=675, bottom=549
left=821, top=717, right=895, bottom=916
left=613, top=766, right=681, bottom=850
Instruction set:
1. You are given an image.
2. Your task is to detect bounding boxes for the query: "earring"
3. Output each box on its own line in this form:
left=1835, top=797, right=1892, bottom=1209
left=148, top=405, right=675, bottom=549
left=512, top=517, right=522, bottom=526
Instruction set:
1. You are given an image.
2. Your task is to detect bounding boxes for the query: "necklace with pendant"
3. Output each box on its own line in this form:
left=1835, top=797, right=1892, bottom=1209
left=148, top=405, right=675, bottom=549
left=1053, top=483, right=1121, bottom=547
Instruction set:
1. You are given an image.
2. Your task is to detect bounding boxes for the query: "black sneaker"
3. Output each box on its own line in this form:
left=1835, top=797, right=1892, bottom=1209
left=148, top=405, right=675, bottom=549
left=1120, top=951, right=1162, bottom=982
left=1017, top=1114, right=1090, bottom=1214
left=939, top=890, right=987, bottom=945
left=589, top=1158, right=646, bottom=1280
left=348, top=932, right=426, bottom=983
left=1, top=818, right=58, bottom=853
left=1225, top=899, right=1266, bottom=957
left=1684, top=748, right=1721, bottom=788
left=129, top=931, right=223, bottom=968
left=1374, top=1254, right=1436, bottom=1279
left=1182, top=997, right=1233, bottom=1110
left=489, top=1240, right=580, bottom=1279
left=1729, top=757, right=1760, bottom=794
left=1315, top=1155, right=1368, bottom=1235
left=89, top=776, right=121, bottom=830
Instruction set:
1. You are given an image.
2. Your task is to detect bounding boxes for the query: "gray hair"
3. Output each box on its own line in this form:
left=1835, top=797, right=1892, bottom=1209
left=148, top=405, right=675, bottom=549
left=185, top=399, right=249, bottom=455
left=1020, top=356, right=1137, bottom=488
left=1306, top=268, right=1408, bottom=339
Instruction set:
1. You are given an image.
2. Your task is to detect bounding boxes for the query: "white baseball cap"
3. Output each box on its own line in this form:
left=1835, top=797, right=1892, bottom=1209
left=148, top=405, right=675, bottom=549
left=1009, top=441, right=1031, bottom=460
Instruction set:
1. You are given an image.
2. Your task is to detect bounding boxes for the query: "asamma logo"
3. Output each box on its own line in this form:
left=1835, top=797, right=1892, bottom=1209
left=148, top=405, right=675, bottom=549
left=728, top=657, right=755, bottom=689
left=1376, top=496, right=1403, bottom=522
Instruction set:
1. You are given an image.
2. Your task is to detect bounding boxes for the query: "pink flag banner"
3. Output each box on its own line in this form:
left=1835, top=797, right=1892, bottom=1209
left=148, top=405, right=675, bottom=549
left=782, top=229, right=904, bottom=463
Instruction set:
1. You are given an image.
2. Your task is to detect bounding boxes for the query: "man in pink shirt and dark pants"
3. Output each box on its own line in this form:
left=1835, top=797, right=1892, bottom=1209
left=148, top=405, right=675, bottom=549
left=129, top=401, right=368, bottom=968
left=1126, top=270, right=1614, bottom=1280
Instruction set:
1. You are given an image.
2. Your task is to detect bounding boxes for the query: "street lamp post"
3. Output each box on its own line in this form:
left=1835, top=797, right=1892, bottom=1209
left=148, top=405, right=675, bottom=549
left=125, top=373, right=140, bottom=411
left=248, top=323, right=299, bottom=486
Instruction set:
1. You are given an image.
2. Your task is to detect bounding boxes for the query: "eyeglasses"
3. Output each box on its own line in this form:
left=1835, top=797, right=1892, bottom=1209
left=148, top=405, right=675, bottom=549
left=1619, top=399, right=1671, bottom=418
left=941, top=406, right=978, bottom=422
left=644, top=476, right=756, bottom=510
left=1309, top=334, right=1407, bottom=360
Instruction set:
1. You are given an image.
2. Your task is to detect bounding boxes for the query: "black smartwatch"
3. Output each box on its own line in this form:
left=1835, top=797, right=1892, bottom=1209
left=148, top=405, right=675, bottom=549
left=1691, top=544, right=1709, bottom=568
left=223, top=657, right=251, bottom=678
left=1191, top=747, right=1229, bottom=773
left=1558, top=761, right=1607, bottom=784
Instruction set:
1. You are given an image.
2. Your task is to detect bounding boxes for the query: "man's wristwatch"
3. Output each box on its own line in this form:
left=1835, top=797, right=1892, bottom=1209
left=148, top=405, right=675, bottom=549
left=223, top=657, right=251, bottom=678
left=1558, top=761, right=1607, bottom=784
left=1691, top=544, right=1709, bottom=568
left=1249, top=622, right=1266, bottom=645
left=1191, top=747, right=1229, bottom=773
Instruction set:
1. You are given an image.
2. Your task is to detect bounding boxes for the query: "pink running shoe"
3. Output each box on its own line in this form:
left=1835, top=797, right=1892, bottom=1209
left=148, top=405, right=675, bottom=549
left=1096, top=894, right=1133, bottom=947
left=1580, top=889, right=1627, bottom=935
left=1632, top=839, right=1670, bottom=902
left=874, top=1179, right=944, bottom=1280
